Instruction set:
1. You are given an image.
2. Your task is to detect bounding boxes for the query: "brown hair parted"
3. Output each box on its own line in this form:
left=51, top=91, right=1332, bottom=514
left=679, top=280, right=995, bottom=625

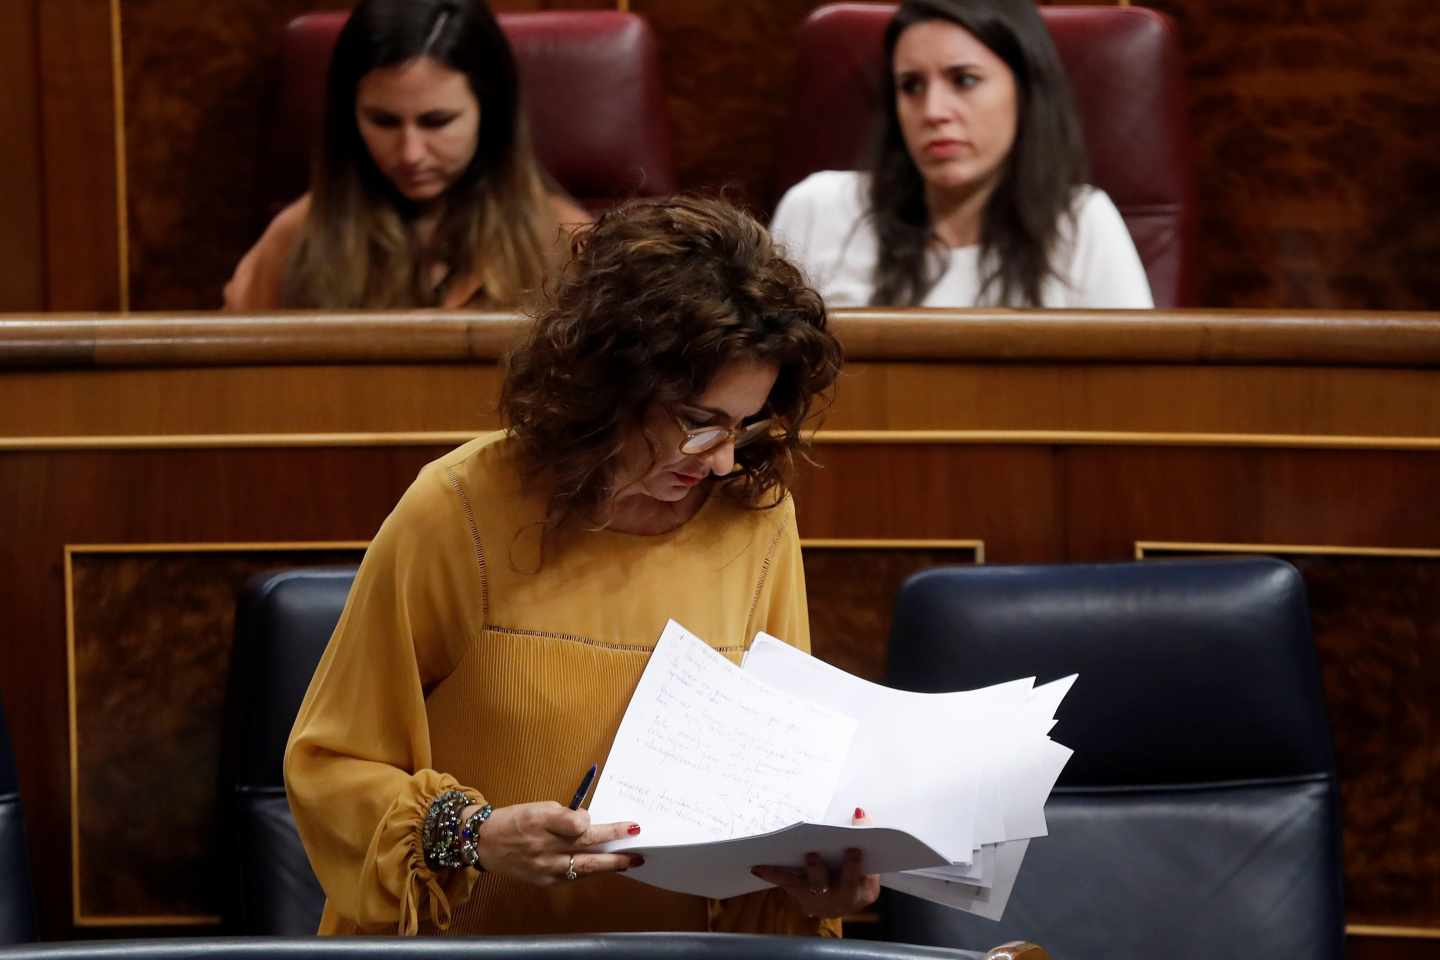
left=283, top=0, right=558, bottom=308
left=502, top=195, right=843, bottom=531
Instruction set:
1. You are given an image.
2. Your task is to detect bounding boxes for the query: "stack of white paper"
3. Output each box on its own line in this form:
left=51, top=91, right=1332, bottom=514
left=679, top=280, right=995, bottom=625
left=588, top=620, right=1073, bottom=920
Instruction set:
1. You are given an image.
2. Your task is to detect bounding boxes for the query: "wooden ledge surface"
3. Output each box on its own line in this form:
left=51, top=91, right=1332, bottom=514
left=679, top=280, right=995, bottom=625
left=2, top=308, right=1438, bottom=368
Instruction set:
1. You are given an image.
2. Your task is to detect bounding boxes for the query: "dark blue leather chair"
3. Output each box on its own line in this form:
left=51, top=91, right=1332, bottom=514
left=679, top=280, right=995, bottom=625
left=0, top=695, right=35, bottom=945
left=885, top=557, right=1344, bottom=960
left=221, top=567, right=357, bottom=934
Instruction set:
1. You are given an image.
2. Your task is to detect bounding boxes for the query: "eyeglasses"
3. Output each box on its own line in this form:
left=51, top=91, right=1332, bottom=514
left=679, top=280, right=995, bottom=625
left=673, top=412, right=776, bottom=456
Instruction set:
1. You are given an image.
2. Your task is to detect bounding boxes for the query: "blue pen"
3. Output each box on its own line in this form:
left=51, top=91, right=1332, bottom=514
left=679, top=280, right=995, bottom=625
left=568, top=762, right=598, bottom=810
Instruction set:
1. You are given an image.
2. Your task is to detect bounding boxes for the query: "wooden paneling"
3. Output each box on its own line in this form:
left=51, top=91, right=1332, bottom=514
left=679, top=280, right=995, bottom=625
left=803, top=545, right=981, bottom=682
left=1062, top=447, right=1440, bottom=555
left=0, top=0, right=45, bottom=311
left=627, top=0, right=816, bottom=213
left=5, top=311, right=1440, bottom=442
left=0, top=445, right=442, bottom=935
left=795, top=445, right=1063, bottom=561
left=69, top=546, right=364, bottom=922
left=119, top=0, right=352, bottom=312
left=3, top=311, right=1440, bottom=955
left=37, top=0, right=123, bottom=311
left=1144, top=0, right=1440, bottom=308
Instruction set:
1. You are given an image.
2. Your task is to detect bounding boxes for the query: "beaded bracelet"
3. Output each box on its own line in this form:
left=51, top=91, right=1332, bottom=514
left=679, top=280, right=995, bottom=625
left=458, top=803, right=493, bottom=869
left=421, top=789, right=476, bottom=871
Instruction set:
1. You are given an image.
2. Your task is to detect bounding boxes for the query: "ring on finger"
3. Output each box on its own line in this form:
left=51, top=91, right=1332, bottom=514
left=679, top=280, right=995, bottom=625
left=565, top=855, right=578, bottom=882
left=808, top=886, right=829, bottom=896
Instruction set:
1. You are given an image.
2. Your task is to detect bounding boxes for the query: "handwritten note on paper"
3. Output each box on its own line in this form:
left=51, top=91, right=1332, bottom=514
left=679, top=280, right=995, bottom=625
left=588, top=620, right=858, bottom=847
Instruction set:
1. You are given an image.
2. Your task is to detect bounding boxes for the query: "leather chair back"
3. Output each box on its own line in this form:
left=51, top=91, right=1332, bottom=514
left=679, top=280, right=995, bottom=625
left=774, top=4, right=1195, bottom=307
left=0, top=696, right=35, bottom=945
left=221, top=567, right=357, bottom=934
left=259, top=11, right=676, bottom=221
left=885, top=557, right=1344, bottom=960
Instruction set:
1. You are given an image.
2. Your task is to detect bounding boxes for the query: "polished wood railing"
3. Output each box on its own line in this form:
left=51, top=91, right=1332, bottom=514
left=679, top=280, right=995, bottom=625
left=2, top=308, right=1439, bottom=367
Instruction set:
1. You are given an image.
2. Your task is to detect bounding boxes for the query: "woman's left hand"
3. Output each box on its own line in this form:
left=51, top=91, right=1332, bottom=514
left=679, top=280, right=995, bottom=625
left=750, top=806, right=881, bottom=919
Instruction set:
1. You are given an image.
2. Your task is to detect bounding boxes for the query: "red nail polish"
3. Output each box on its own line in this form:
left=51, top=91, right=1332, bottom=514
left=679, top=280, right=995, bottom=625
left=854, top=807, right=866, bottom=820
left=629, top=855, right=645, bottom=867
left=806, top=852, right=821, bottom=865
left=627, top=824, right=641, bottom=836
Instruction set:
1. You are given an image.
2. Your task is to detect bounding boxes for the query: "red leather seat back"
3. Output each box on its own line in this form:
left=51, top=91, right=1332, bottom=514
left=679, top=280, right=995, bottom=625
left=774, top=4, right=1195, bottom=307
left=260, top=11, right=676, bottom=220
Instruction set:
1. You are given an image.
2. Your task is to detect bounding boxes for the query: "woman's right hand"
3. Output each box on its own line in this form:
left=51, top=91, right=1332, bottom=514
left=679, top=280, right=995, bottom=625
left=463, top=802, right=642, bottom=886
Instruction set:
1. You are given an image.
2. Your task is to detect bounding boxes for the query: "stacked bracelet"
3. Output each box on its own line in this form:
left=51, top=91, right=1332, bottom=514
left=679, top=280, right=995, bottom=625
left=458, top=803, right=493, bottom=869
left=421, top=789, right=475, bottom=871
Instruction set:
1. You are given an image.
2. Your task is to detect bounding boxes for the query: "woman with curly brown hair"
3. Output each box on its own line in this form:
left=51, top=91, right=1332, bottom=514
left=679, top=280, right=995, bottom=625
left=284, top=195, right=875, bottom=937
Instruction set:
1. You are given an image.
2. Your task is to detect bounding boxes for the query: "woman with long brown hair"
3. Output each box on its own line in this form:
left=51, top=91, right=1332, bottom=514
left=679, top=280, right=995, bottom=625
left=224, top=0, right=587, bottom=310
left=772, top=0, right=1152, bottom=309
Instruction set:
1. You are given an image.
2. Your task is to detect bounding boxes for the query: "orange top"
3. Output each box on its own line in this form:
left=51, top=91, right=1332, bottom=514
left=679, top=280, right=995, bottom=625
left=284, top=434, right=840, bottom=938
left=223, top=193, right=589, bottom=310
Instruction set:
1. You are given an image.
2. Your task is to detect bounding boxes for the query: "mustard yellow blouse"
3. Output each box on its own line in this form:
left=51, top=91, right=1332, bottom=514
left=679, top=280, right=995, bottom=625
left=284, top=434, right=840, bottom=937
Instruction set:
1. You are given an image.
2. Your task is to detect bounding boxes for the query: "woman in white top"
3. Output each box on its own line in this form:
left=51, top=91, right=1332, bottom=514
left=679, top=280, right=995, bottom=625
left=771, top=0, right=1153, bottom=309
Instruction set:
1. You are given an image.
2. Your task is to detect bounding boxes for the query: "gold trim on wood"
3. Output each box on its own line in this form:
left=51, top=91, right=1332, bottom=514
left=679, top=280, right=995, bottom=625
left=803, top=538, right=985, bottom=563
left=1136, top=541, right=1440, bottom=560
left=64, top=540, right=369, bottom=926
left=69, top=540, right=371, bottom=554
left=815, top=430, right=1440, bottom=450
left=8, top=428, right=1440, bottom=453
left=64, top=547, right=81, bottom=925
left=1345, top=924, right=1440, bottom=940
left=0, top=431, right=484, bottom=451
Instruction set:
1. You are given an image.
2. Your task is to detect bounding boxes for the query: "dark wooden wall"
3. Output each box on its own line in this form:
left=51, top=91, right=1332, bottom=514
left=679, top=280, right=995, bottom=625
left=1147, top=0, right=1440, bottom=310
left=3, top=0, right=1437, bottom=312
left=1, top=0, right=127, bottom=312
left=0, top=0, right=44, bottom=312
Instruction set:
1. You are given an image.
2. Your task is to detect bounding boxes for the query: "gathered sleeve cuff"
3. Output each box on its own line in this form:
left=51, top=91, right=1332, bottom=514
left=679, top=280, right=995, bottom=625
left=366, top=770, right=483, bottom=935
left=707, top=889, right=843, bottom=937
